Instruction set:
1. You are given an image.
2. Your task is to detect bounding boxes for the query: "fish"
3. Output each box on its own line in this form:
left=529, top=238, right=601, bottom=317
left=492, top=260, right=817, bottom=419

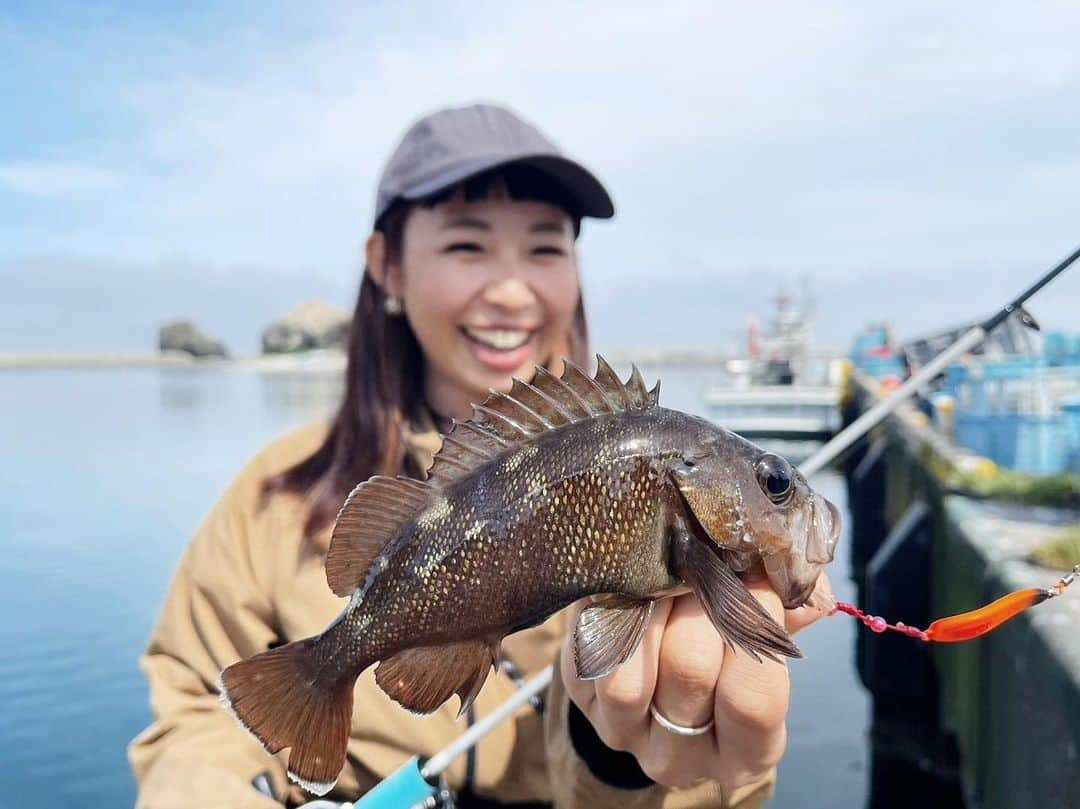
left=217, top=355, right=841, bottom=794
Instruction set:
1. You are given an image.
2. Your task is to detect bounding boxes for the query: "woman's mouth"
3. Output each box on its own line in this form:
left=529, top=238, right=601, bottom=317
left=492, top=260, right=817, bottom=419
left=461, top=326, right=536, bottom=372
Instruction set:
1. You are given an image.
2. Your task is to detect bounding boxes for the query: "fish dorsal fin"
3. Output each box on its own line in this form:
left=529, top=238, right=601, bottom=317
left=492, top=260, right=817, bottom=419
left=326, top=476, right=435, bottom=597
left=478, top=353, right=652, bottom=430
left=506, top=376, right=574, bottom=428
left=425, top=420, right=513, bottom=488
left=473, top=389, right=552, bottom=438
left=425, top=354, right=658, bottom=487
left=558, top=358, right=618, bottom=416
left=592, top=355, right=632, bottom=409
left=647, top=378, right=660, bottom=406
left=530, top=365, right=593, bottom=419
left=625, top=364, right=651, bottom=408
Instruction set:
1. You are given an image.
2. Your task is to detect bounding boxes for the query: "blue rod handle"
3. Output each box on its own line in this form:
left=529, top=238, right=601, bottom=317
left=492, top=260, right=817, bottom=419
left=351, top=756, right=437, bottom=809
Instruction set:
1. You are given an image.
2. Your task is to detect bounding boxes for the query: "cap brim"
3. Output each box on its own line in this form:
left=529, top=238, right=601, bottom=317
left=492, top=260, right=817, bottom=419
left=399, top=153, right=615, bottom=219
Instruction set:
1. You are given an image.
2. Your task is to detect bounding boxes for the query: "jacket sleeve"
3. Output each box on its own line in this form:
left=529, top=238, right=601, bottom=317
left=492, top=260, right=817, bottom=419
left=128, top=466, right=293, bottom=809
left=543, top=649, right=776, bottom=809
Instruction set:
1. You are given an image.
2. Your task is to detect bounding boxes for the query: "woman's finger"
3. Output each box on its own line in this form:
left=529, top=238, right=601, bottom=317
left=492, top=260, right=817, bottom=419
left=785, top=571, right=835, bottom=635
left=651, top=593, right=725, bottom=730
left=589, top=597, right=671, bottom=748
left=715, top=576, right=790, bottom=733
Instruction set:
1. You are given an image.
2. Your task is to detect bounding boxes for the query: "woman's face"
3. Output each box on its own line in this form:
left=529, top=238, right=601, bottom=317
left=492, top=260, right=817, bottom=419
left=378, top=187, right=581, bottom=419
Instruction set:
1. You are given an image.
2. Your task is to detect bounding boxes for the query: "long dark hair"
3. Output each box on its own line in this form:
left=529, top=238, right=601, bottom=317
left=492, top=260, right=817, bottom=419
left=263, top=164, right=592, bottom=541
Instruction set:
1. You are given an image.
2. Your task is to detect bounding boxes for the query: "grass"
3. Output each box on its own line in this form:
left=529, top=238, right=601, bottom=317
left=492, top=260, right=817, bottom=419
left=916, top=440, right=1080, bottom=508
left=948, top=466, right=1080, bottom=508
left=1029, top=526, right=1080, bottom=570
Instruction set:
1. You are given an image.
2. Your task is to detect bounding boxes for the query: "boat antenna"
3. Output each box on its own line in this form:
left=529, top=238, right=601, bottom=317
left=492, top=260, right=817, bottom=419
left=336, top=242, right=1080, bottom=809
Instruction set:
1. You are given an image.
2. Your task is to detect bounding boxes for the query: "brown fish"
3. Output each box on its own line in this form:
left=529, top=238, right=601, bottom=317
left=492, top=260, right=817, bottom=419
left=218, top=356, right=841, bottom=794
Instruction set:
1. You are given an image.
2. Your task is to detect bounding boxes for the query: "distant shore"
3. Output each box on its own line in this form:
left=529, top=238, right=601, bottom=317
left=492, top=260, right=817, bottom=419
left=0, top=349, right=835, bottom=371
left=0, top=349, right=349, bottom=371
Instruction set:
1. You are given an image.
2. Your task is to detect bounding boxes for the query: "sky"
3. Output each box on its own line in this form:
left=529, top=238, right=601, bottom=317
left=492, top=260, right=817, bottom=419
left=3, top=1, right=1080, bottom=354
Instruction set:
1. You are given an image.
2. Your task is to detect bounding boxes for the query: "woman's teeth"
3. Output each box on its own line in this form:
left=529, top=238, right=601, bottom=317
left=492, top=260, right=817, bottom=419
left=463, top=327, right=531, bottom=350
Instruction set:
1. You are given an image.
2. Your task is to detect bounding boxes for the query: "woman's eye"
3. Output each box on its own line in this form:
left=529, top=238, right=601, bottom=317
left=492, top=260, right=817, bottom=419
left=444, top=242, right=483, bottom=254
left=532, top=245, right=567, bottom=256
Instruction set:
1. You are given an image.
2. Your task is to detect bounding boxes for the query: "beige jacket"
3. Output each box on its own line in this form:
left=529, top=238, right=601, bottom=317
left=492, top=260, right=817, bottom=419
left=128, top=420, right=775, bottom=809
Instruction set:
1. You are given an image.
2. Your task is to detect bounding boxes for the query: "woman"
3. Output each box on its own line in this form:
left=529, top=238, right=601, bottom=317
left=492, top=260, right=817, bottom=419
left=129, top=103, right=828, bottom=808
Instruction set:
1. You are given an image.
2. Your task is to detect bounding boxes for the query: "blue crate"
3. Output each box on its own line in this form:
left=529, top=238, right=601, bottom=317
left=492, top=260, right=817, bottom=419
left=955, top=412, right=995, bottom=460
left=1063, top=398, right=1080, bottom=474
left=952, top=410, right=1071, bottom=474
left=1012, top=414, right=1069, bottom=475
left=858, top=355, right=906, bottom=379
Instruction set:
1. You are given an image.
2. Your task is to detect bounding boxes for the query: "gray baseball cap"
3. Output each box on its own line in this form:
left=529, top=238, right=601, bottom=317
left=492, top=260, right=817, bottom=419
left=373, top=103, right=615, bottom=226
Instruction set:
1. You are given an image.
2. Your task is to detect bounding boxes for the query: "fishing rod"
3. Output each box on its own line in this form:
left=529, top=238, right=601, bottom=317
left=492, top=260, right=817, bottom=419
left=800, top=241, right=1080, bottom=477
left=316, top=242, right=1080, bottom=809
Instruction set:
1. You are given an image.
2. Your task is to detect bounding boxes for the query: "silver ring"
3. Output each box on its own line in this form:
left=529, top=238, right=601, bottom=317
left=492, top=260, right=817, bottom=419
left=649, top=702, right=715, bottom=736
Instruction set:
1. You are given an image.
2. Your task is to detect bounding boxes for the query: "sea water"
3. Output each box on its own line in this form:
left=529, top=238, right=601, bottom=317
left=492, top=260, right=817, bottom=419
left=0, top=363, right=867, bottom=807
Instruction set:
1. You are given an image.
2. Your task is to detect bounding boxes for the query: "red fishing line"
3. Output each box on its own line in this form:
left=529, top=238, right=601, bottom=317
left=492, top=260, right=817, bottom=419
left=833, top=602, right=929, bottom=641
left=833, top=564, right=1077, bottom=643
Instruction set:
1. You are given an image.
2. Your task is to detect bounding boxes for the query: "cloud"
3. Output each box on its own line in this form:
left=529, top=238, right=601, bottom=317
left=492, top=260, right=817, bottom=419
left=82, top=2, right=1079, bottom=276
left=0, top=160, right=119, bottom=197
left=2, top=1, right=1079, bottom=342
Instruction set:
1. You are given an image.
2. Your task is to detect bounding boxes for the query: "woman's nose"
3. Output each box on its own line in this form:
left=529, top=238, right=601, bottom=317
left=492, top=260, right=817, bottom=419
left=483, top=276, right=535, bottom=309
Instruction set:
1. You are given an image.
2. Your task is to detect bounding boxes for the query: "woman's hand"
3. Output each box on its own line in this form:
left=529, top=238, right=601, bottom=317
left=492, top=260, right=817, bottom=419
left=560, top=571, right=833, bottom=796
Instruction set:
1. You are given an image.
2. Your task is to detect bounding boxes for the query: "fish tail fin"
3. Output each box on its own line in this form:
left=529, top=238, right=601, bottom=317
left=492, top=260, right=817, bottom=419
left=218, top=637, right=358, bottom=796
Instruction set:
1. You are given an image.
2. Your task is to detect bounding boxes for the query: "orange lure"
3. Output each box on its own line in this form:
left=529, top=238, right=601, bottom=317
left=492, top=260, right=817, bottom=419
left=835, top=563, right=1078, bottom=643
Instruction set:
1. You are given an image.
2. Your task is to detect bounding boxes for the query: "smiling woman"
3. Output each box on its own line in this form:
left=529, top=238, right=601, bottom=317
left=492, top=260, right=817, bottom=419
left=368, top=173, right=584, bottom=420
left=129, top=103, right=816, bottom=809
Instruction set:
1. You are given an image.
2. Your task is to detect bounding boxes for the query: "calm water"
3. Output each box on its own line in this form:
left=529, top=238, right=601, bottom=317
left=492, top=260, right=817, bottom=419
left=0, top=363, right=868, bottom=807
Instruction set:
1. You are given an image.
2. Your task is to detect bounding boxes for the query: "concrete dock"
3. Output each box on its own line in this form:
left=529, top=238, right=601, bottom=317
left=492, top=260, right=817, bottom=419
left=843, top=371, right=1079, bottom=809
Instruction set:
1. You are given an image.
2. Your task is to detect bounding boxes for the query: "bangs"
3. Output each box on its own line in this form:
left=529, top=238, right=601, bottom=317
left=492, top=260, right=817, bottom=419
left=381, top=163, right=582, bottom=236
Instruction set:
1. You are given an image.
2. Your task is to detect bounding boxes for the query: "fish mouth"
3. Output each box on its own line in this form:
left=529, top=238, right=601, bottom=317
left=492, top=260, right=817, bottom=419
left=725, top=548, right=825, bottom=609
left=761, top=552, right=816, bottom=609
left=806, top=494, right=840, bottom=565
left=790, top=577, right=820, bottom=608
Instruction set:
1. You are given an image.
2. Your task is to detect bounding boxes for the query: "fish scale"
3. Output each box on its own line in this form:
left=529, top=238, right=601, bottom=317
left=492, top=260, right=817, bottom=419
left=329, top=415, right=675, bottom=665
left=218, top=356, right=841, bottom=795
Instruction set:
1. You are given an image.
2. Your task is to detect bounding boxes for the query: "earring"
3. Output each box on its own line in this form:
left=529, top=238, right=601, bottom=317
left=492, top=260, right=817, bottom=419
left=384, top=295, right=404, bottom=316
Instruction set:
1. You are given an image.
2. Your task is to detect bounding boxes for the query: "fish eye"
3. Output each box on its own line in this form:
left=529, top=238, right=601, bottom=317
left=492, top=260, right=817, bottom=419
left=755, top=454, right=794, bottom=504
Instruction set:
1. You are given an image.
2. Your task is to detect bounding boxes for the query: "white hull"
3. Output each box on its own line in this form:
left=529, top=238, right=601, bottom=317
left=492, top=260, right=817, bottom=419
left=703, top=385, right=842, bottom=438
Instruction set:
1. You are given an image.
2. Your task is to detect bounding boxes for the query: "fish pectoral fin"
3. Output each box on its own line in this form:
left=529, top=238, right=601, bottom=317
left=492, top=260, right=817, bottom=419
left=673, top=532, right=801, bottom=664
left=572, top=595, right=654, bottom=680
left=375, top=640, right=496, bottom=717
left=326, top=476, right=434, bottom=597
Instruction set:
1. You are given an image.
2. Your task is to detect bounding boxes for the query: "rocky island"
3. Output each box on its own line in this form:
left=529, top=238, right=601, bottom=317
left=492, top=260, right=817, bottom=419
left=261, top=300, right=351, bottom=354
left=158, top=319, right=228, bottom=358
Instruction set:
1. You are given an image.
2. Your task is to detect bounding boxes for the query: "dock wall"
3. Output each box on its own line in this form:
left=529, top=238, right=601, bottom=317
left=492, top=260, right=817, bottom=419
left=844, top=373, right=1080, bottom=809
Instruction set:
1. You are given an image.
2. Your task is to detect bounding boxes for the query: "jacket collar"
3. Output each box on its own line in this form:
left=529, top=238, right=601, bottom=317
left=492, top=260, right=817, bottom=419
left=402, top=405, right=444, bottom=474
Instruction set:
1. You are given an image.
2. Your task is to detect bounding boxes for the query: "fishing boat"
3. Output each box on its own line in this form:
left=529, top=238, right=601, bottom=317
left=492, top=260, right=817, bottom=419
left=703, top=289, right=843, bottom=442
